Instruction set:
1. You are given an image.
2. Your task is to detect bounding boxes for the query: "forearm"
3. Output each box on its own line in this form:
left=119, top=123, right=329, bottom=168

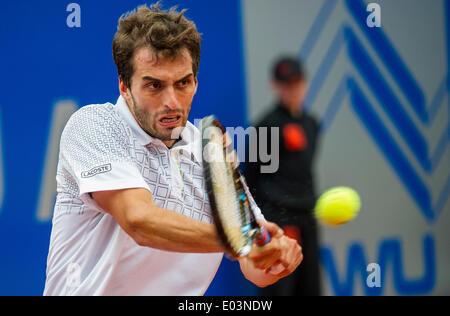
left=127, top=202, right=223, bottom=253
left=92, top=188, right=223, bottom=254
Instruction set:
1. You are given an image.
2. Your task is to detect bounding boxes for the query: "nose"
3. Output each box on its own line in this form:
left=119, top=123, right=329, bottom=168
left=162, top=86, right=180, bottom=111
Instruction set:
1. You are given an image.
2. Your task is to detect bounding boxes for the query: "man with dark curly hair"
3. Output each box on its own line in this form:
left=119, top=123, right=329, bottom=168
left=43, top=3, right=302, bottom=296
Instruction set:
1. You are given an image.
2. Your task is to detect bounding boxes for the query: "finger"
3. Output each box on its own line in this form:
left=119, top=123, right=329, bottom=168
left=271, top=239, right=302, bottom=277
left=248, top=240, right=282, bottom=270
left=250, top=250, right=282, bottom=270
left=253, top=257, right=280, bottom=270
left=284, top=244, right=303, bottom=276
left=275, top=253, right=299, bottom=278
left=267, top=262, right=285, bottom=275
left=258, top=220, right=284, bottom=237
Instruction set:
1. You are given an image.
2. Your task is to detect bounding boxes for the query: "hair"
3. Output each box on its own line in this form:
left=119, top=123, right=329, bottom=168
left=112, top=2, right=202, bottom=88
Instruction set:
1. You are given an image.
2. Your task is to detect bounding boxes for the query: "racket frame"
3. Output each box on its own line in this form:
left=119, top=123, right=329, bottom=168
left=200, top=115, right=270, bottom=257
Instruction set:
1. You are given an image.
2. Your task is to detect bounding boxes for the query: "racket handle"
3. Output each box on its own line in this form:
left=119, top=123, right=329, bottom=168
left=254, top=227, right=271, bottom=246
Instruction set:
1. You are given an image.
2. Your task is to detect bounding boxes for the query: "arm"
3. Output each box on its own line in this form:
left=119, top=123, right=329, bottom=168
left=92, top=188, right=223, bottom=253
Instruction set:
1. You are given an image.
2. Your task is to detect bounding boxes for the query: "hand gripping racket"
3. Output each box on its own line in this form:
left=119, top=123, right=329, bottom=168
left=199, top=115, right=271, bottom=257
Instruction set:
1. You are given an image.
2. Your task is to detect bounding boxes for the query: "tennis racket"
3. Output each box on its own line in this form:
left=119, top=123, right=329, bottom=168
left=199, top=115, right=271, bottom=258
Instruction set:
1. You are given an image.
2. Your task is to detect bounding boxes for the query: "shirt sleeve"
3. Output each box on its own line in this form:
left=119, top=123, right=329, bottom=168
left=59, top=105, right=150, bottom=200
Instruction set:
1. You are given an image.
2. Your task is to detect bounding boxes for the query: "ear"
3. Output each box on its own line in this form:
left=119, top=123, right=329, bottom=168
left=119, top=77, right=134, bottom=109
left=193, top=76, right=199, bottom=95
left=119, top=77, right=129, bottom=99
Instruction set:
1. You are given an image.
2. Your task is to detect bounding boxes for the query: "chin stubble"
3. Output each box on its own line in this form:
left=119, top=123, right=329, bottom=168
left=130, top=91, right=189, bottom=141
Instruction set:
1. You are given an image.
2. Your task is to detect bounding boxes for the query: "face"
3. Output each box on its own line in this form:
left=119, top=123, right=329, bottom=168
left=119, top=47, right=198, bottom=147
left=272, top=77, right=308, bottom=114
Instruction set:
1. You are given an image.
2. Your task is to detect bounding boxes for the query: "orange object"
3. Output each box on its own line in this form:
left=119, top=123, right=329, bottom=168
left=283, top=123, right=307, bottom=151
left=282, top=225, right=301, bottom=245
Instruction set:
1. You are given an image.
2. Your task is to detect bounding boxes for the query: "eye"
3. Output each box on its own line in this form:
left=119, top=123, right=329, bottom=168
left=177, top=78, right=191, bottom=87
left=146, top=81, right=162, bottom=90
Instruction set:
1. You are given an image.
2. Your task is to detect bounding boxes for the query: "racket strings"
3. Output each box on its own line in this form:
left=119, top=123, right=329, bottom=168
left=205, top=126, right=248, bottom=255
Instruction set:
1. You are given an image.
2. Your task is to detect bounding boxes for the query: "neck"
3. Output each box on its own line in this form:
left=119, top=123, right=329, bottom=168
left=163, top=139, right=177, bottom=148
left=281, top=103, right=302, bottom=117
left=289, top=107, right=302, bottom=118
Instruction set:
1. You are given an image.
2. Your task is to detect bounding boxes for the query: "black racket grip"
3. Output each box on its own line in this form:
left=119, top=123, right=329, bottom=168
left=254, top=227, right=271, bottom=246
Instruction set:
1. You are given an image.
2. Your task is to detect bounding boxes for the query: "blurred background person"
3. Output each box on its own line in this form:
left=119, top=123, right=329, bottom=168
left=245, top=56, right=321, bottom=296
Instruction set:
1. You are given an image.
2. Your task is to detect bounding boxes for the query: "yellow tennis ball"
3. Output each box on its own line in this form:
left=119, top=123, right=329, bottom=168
left=314, top=186, right=361, bottom=226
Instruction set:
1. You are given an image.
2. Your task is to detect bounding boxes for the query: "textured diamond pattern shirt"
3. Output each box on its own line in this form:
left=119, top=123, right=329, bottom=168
left=44, top=96, right=223, bottom=296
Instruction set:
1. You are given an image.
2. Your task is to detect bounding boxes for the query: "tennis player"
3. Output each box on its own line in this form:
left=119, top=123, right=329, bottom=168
left=43, top=3, right=302, bottom=296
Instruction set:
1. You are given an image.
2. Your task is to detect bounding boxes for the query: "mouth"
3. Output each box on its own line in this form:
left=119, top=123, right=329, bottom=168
left=158, top=114, right=182, bottom=127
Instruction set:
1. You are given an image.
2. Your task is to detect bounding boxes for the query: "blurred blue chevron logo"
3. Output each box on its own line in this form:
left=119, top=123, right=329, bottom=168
left=300, top=0, right=450, bottom=223
left=0, top=108, right=3, bottom=212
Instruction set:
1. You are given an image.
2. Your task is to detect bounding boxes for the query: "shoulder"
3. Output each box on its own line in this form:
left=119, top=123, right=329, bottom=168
left=303, top=112, right=320, bottom=134
left=61, top=102, right=131, bottom=145
left=66, top=103, right=117, bottom=127
left=303, top=111, right=318, bottom=123
left=64, top=102, right=128, bottom=133
left=255, top=107, right=283, bottom=128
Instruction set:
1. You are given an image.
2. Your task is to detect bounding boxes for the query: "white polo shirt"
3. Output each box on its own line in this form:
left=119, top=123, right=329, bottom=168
left=44, top=96, right=224, bottom=296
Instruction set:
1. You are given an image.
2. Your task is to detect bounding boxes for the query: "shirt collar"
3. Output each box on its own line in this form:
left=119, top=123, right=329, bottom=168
left=116, top=95, right=153, bottom=146
left=115, top=95, right=203, bottom=164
